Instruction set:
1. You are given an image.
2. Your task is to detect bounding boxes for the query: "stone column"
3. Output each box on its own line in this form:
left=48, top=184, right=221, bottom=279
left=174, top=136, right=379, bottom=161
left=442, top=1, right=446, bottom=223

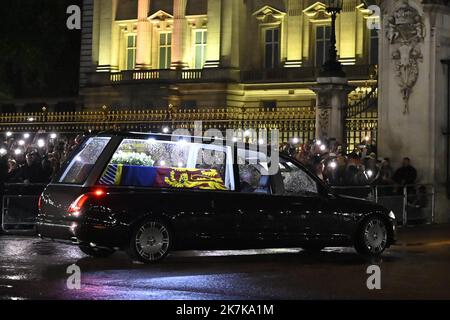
left=136, top=0, right=152, bottom=69
left=311, top=77, right=355, bottom=144
left=220, top=0, right=234, bottom=68
left=204, top=0, right=221, bottom=68
left=109, top=0, right=120, bottom=71
left=216, top=0, right=240, bottom=69
left=171, top=0, right=188, bottom=69
left=80, top=0, right=95, bottom=87
left=97, top=0, right=114, bottom=71
left=284, top=0, right=302, bottom=67
left=338, top=7, right=356, bottom=65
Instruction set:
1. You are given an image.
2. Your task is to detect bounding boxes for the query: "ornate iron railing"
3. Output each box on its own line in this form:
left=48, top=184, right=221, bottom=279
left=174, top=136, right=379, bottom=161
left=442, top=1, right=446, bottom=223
left=346, top=84, right=378, bottom=118
left=345, top=117, right=378, bottom=153
left=344, top=82, right=379, bottom=153
left=0, top=107, right=317, bottom=145
left=0, top=98, right=378, bottom=150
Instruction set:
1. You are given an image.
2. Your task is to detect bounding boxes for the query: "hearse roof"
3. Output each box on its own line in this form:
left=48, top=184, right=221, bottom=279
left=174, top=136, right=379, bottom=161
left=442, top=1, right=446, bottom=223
left=90, top=131, right=278, bottom=150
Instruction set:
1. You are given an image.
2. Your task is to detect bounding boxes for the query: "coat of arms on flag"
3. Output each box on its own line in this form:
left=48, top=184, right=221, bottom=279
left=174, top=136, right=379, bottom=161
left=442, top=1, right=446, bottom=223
left=99, top=165, right=227, bottom=191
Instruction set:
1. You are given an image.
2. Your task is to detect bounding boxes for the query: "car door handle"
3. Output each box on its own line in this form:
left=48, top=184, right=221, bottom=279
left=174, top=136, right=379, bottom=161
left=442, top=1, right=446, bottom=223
left=292, top=202, right=304, bottom=206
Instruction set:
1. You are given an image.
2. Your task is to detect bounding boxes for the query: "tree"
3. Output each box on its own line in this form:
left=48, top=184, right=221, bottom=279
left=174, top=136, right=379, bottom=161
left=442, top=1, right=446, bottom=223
left=0, top=0, right=82, bottom=99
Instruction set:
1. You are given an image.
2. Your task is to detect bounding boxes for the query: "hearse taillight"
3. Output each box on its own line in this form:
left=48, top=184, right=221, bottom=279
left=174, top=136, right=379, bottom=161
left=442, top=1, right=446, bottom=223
left=68, top=189, right=106, bottom=217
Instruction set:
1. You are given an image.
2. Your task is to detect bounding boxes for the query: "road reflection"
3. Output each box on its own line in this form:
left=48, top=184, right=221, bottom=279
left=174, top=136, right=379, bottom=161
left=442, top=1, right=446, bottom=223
left=3, top=236, right=448, bottom=300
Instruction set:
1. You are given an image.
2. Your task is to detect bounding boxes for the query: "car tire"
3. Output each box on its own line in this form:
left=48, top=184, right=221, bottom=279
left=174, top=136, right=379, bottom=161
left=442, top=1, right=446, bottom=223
left=79, top=245, right=115, bottom=258
left=126, top=218, right=172, bottom=264
left=355, top=215, right=388, bottom=257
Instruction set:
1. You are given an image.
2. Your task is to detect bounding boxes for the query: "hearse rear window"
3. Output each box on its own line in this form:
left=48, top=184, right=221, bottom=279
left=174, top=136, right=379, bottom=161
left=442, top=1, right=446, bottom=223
left=59, top=137, right=111, bottom=184
left=98, top=138, right=234, bottom=191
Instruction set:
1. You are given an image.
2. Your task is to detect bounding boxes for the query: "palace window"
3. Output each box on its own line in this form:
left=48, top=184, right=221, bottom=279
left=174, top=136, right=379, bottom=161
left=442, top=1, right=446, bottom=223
left=159, top=32, right=172, bottom=69
left=315, top=25, right=331, bottom=66
left=369, top=29, right=379, bottom=65
left=194, top=30, right=207, bottom=69
left=265, top=28, right=280, bottom=69
left=126, top=34, right=137, bottom=70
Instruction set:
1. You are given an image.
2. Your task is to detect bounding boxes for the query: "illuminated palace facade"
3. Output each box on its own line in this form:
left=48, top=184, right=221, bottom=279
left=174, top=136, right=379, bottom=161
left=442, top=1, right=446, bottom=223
left=79, top=0, right=379, bottom=109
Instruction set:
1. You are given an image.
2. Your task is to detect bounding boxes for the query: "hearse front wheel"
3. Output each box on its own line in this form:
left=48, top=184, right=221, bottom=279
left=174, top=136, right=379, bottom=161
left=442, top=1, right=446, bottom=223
left=79, top=245, right=115, bottom=258
left=127, top=218, right=171, bottom=263
left=355, top=215, right=388, bottom=257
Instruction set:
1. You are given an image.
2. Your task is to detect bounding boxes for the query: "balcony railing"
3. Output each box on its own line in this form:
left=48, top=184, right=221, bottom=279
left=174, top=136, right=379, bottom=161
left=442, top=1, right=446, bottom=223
left=240, top=64, right=378, bottom=82
left=93, top=64, right=377, bottom=86
left=106, top=68, right=236, bottom=85
left=181, top=70, right=203, bottom=80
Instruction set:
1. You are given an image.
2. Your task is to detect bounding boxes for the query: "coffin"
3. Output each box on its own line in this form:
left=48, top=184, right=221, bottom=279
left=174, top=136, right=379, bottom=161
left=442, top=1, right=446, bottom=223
left=98, top=165, right=227, bottom=190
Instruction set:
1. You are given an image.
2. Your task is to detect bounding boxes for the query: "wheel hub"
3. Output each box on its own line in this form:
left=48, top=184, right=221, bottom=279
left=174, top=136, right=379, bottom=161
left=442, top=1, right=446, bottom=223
left=364, top=219, right=387, bottom=253
left=135, top=222, right=170, bottom=261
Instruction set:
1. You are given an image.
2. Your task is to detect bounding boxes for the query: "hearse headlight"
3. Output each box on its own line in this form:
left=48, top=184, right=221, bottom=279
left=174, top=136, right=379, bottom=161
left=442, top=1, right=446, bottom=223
left=388, top=211, right=396, bottom=220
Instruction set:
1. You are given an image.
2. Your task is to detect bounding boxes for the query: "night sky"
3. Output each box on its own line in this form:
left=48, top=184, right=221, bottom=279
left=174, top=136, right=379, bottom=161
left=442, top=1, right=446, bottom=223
left=0, top=0, right=83, bottom=100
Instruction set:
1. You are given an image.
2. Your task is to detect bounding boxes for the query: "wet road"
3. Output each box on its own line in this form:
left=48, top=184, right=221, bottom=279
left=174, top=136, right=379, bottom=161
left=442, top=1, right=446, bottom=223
left=1, top=225, right=450, bottom=300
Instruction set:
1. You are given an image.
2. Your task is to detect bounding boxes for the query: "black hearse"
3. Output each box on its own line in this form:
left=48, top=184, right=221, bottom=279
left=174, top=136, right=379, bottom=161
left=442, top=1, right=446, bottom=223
left=37, top=133, right=396, bottom=263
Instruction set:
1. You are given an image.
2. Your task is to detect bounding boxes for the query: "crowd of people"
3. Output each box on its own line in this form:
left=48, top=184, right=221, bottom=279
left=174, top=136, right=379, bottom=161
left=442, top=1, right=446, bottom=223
left=0, top=133, right=420, bottom=190
left=0, top=133, right=83, bottom=185
left=280, top=138, right=429, bottom=219
left=280, top=138, right=418, bottom=190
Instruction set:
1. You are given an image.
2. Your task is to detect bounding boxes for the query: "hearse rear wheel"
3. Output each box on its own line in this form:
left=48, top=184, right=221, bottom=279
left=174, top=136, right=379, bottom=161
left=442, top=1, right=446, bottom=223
left=355, top=215, right=388, bottom=257
left=79, top=245, right=115, bottom=258
left=127, top=218, right=171, bottom=263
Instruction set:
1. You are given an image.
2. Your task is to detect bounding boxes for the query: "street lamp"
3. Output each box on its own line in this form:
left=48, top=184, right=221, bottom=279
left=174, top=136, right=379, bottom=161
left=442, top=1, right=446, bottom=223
left=320, top=0, right=346, bottom=78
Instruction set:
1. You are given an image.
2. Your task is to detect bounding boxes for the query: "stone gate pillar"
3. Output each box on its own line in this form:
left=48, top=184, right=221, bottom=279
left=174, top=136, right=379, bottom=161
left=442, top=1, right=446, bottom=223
left=311, top=77, right=355, bottom=144
left=378, top=0, right=450, bottom=223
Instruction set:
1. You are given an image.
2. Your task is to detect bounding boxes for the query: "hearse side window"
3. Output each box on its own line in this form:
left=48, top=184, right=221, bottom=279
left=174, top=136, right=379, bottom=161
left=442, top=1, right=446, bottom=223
left=195, top=148, right=227, bottom=182
left=98, top=138, right=234, bottom=191
left=236, top=149, right=271, bottom=194
left=238, top=164, right=270, bottom=194
left=280, top=160, right=318, bottom=196
left=59, top=137, right=111, bottom=184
